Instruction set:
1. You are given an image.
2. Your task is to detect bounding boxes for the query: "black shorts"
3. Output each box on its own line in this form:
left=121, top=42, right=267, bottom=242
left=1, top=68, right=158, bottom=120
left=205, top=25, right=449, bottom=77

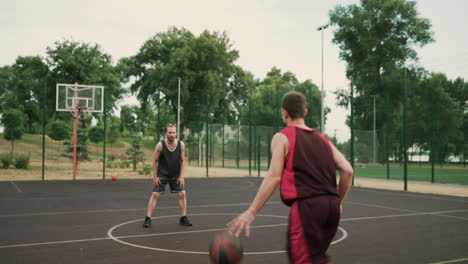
left=153, top=178, right=184, bottom=194
left=288, top=195, right=340, bottom=264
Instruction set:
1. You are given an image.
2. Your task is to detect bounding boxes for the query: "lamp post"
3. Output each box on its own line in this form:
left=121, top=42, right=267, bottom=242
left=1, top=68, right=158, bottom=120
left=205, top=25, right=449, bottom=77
left=317, top=23, right=329, bottom=133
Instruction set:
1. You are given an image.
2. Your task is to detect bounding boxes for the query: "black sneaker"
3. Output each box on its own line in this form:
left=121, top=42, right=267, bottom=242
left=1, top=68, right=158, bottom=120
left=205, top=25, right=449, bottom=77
left=143, top=216, right=151, bottom=228
left=179, top=216, right=193, bottom=226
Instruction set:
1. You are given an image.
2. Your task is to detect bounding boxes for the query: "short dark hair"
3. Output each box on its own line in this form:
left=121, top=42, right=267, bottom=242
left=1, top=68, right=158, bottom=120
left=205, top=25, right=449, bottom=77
left=281, top=91, right=306, bottom=119
left=166, top=123, right=176, bottom=132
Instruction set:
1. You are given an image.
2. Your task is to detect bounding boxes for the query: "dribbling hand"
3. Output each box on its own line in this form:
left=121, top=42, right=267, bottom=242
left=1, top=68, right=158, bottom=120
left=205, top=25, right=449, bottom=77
left=227, top=209, right=256, bottom=237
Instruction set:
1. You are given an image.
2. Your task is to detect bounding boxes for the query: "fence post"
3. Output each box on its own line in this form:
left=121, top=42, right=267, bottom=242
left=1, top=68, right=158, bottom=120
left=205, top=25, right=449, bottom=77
left=102, top=94, right=107, bottom=180
left=42, top=81, right=47, bottom=181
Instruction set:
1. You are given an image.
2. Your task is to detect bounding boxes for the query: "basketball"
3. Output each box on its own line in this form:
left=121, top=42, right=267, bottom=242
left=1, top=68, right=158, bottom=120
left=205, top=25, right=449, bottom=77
left=111, top=174, right=118, bottom=181
left=208, top=232, right=243, bottom=264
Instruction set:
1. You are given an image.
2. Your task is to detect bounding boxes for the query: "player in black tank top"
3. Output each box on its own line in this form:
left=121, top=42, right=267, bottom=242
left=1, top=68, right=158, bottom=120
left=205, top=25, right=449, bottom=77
left=143, top=124, right=193, bottom=228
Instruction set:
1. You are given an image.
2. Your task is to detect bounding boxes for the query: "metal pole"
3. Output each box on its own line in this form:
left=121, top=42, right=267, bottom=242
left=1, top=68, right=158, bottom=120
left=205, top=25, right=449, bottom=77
left=222, top=120, right=225, bottom=168
left=102, top=94, right=107, bottom=180
left=317, top=24, right=329, bottom=133
left=249, top=98, right=252, bottom=176
left=373, top=96, right=376, bottom=164
left=309, top=86, right=313, bottom=127
left=157, top=89, right=161, bottom=141
left=275, top=85, right=279, bottom=131
left=403, top=68, right=408, bottom=191
left=237, top=123, right=240, bottom=168
left=72, top=85, right=78, bottom=181
left=206, top=122, right=209, bottom=177
left=42, top=81, right=47, bottom=181
left=350, top=84, right=355, bottom=185
left=257, top=135, right=261, bottom=177
left=177, top=78, right=181, bottom=136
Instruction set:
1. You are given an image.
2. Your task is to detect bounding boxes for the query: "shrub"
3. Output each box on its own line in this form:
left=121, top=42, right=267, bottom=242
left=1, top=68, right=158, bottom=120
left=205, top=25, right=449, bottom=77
left=138, top=163, right=152, bottom=175
left=0, top=153, right=13, bottom=169
left=14, top=153, right=30, bottom=169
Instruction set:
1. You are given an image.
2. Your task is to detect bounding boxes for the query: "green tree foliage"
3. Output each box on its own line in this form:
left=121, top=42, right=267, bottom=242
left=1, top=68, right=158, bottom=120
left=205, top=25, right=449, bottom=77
left=123, top=27, right=248, bottom=132
left=1, top=109, right=26, bottom=154
left=0, top=57, right=49, bottom=133
left=46, top=120, right=71, bottom=141
left=239, top=67, right=322, bottom=129
left=408, top=73, right=463, bottom=164
left=330, top=0, right=434, bottom=162
left=46, top=40, right=126, bottom=116
left=89, top=126, right=104, bottom=157
left=64, top=128, right=89, bottom=161
left=126, top=137, right=144, bottom=171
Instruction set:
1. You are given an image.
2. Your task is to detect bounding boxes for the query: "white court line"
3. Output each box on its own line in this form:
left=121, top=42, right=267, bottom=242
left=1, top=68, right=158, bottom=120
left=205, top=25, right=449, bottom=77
left=0, top=202, right=283, bottom=218
left=342, top=209, right=468, bottom=222
left=430, top=257, right=468, bottom=264
left=10, top=181, right=22, bottom=193
left=346, top=201, right=468, bottom=221
left=0, top=222, right=287, bottom=249
left=1, top=209, right=464, bottom=250
left=355, top=188, right=468, bottom=203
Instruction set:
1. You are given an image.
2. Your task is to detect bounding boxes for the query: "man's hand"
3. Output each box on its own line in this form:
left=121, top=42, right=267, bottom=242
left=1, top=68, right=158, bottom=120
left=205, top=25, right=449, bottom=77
left=153, top=177, right=160, bottom=187
left=177, top=177, right=185, bottom=187
left=227, top=209, right=256, bottom=237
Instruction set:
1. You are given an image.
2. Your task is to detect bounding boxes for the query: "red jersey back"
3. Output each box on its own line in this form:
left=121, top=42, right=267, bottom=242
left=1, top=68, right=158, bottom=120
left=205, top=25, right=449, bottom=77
left=279, top=126, right=339, bottom=206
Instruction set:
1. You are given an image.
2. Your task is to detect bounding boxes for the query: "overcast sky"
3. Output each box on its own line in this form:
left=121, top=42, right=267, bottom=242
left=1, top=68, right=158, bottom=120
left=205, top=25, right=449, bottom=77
left=1, top=0, right=467, bottom=141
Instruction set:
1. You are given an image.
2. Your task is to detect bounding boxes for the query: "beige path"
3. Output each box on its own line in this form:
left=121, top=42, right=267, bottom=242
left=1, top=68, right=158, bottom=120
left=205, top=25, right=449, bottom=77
left=185, top=166, right=468, bottom=198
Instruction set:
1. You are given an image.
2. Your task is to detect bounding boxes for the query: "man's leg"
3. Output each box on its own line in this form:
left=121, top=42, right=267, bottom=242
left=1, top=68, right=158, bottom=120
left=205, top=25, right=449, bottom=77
left=143, top=192, right=160, bottom=227
left=147, top=192, right=160, bottom=217
left=178, top=191, right=187, bottom=216
left=178, top=191, right=192, bottom=226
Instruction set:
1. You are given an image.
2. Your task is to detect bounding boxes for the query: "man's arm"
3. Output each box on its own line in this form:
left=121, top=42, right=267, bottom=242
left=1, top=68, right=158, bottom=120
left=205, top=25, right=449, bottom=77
left=228, top=132, right=287, bottom=237
left=178, top=141, right=186, bottom=187
left=152, top=142, right=162, bottom=185
left=330, top=143, right=353, bottom=203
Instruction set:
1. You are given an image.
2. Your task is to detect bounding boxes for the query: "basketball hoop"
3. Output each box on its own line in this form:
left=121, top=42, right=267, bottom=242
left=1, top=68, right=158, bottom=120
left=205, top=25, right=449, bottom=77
left=56, top=83, right=104, bottom=180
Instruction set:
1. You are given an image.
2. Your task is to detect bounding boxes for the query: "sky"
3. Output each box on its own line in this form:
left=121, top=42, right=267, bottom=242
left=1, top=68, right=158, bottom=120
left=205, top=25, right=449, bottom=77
left=1, top=0, right=467, bottom=142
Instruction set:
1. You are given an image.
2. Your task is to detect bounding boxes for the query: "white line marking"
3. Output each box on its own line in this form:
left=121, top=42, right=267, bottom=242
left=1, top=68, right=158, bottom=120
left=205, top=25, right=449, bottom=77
left=10, top=181, right=22, bottom=193
left=430, top=257, right=468, bottom=264
left=106, top=214, right=348, bottom=255
left=347, top=201, right=420, bottom=213
left=342, top=209, right=468, bottom=222
left=0, top=237, right=109, bottom=249
left=2, top=208, right=464, bottom=250
left=355, top=188, right=468, bottom=203
left=0, top=202, right=283, bottom=218
left=346, top=201, right=468, bottom=221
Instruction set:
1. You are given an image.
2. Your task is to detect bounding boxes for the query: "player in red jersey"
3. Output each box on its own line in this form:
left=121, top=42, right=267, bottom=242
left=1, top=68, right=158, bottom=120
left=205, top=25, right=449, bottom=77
left=228, top=91, right=353, bottom=264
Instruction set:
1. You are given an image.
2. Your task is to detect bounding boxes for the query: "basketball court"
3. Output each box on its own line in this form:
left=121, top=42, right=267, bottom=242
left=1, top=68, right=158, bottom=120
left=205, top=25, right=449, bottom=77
left=1, top=177, right=467, bottom=264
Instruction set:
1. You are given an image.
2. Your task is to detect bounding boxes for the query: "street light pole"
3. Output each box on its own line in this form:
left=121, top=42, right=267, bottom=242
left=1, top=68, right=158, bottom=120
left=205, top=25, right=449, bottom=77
left=317, top=23, right=329, bottom=133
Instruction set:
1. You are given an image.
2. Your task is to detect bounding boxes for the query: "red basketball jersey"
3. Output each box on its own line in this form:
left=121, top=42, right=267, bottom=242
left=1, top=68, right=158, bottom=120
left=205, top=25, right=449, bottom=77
left=279, top=126, right=339, bottom=206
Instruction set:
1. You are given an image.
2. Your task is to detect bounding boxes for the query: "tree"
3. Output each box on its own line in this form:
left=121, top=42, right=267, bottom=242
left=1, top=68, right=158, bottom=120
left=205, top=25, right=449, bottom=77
left=123, top=27, right=247, bottom=132
left=88, top=126, right=104, bottom=158
left=330, top=0, right=434, bottom=162
left=46, top=40, right=126, bottom=118
left=238, top=67, right=322, bottom=128
left=11, top=56, right=49, bottom=133
left=126, top=137, right=144, bottom=171
left=46, top=120, right=71, bottom=141
left=64, top=128, right=89, bottom=161
left=1, top=109, right=26, bottom=154
left=409, top=73, right=463, bottom=164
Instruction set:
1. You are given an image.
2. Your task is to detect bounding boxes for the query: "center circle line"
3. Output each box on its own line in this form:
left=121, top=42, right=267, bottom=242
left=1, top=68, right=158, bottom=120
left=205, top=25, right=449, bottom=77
left=107, top=213, right=347, bottom=255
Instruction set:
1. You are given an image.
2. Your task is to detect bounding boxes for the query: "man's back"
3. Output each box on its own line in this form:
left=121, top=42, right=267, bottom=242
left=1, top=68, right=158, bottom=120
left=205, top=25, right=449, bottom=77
left=279, top=126, right=338, bottom=206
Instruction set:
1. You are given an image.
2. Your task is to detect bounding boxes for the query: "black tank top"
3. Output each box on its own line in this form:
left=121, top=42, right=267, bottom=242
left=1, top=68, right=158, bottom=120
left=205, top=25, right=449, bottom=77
left=157, top=140, right=182, bottom=180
